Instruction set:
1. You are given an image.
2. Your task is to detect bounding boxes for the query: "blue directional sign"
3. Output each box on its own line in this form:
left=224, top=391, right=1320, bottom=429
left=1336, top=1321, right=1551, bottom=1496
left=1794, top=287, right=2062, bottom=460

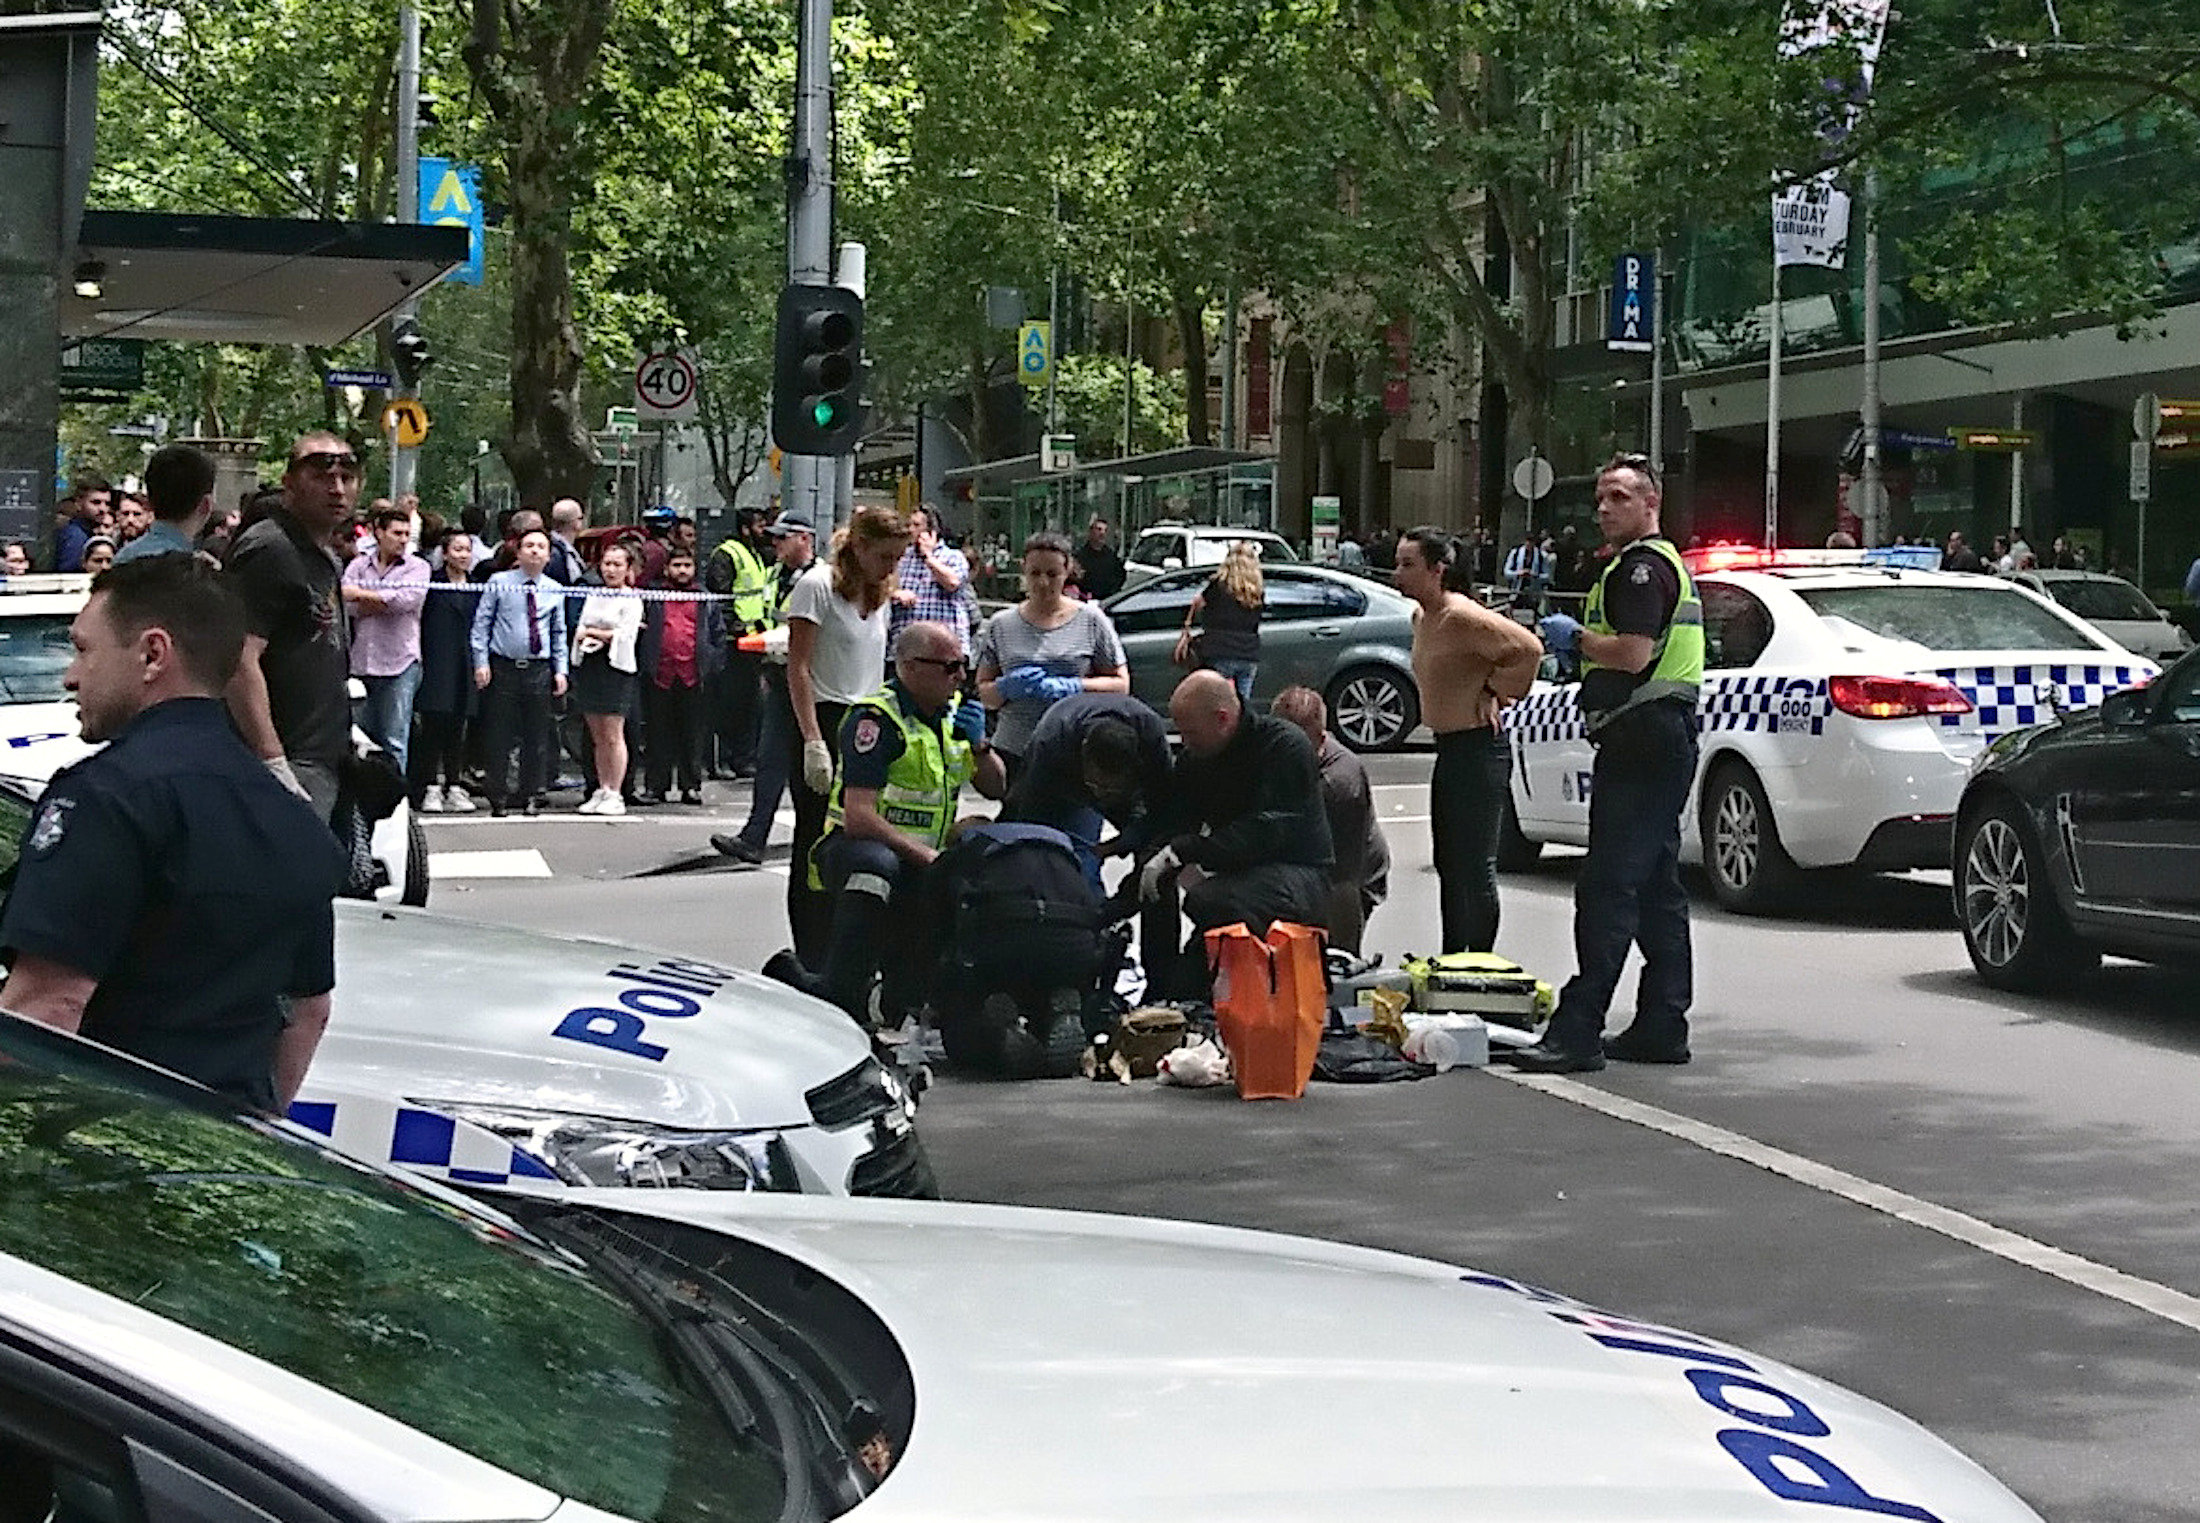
left=1606, top=253, right=1655, bottom=353
left=419, top=157, right=484, bottom=286
left=324, top=368, right=395, bottom=390
left=1884, top=428, right=1958, bottom=452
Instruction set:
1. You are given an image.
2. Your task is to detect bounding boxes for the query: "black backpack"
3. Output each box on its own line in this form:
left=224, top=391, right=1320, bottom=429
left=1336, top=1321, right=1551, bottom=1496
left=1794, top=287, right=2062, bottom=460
left=937, top=822, right=1103, bottom=990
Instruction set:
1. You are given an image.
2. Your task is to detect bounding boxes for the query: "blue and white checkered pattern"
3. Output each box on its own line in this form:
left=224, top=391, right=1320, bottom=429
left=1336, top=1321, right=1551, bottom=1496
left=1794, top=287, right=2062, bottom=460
left=1506, top=687, right=1585, bottom=745
left=287, top=1096, right=562, bottom=1189
left=1930, top=663, right=2155, bottom=736
left=1700, top=674, right=1828, bottom=736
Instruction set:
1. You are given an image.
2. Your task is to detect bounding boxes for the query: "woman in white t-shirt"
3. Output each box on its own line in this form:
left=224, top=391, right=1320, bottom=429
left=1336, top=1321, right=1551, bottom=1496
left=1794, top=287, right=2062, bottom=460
left=783, top=505, right=909, bottom=960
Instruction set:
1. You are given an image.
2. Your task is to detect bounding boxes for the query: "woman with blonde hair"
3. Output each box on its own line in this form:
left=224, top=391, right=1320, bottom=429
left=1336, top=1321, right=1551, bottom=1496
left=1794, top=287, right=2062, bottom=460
left=783, top=505, right=909, bottom=958
left=1176, top=539, right=1264, bottom=705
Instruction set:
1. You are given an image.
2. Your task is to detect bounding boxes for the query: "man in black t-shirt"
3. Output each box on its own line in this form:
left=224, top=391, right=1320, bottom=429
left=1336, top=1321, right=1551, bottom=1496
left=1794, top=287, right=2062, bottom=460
left=224, top=432, right=357, bottom=825
left=2, top=557, right=344, bottom=1111
left=1075, top=518, right=1126, bottom=601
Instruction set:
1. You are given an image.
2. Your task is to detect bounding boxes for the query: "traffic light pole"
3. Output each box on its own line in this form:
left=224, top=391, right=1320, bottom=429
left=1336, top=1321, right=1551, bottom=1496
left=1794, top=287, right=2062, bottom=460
left=782, top=0, right=835, bottom=528
left=390, top=0, right=422, bottom=502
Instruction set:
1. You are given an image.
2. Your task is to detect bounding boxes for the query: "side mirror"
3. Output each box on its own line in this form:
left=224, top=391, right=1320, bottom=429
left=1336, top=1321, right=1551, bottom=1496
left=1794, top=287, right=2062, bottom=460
left=1161, top=556, right=1184, bottom=570
left=2100, top=688, right=2148, bottom=728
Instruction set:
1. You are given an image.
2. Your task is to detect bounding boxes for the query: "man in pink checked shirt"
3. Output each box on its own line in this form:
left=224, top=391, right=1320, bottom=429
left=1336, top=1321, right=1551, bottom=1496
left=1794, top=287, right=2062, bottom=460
left=342, top=505, right=431, bottom=772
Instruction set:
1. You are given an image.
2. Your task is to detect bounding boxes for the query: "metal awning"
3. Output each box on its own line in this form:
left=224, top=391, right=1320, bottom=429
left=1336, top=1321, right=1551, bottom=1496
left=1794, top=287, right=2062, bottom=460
left=63, top=210, right=470, bottom=346
left=942, top=444, right=1271, bottom=489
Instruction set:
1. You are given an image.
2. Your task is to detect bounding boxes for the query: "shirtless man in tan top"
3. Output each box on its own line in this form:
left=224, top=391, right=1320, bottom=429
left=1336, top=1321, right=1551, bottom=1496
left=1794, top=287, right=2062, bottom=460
left=1396, top=527, right=1544, bottom=953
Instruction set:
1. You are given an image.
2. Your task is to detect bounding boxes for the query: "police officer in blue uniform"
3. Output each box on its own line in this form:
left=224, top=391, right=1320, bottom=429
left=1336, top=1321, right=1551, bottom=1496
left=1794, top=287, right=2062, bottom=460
left=0, top=556, right=345, bottom=1111
left=1502, top=453, right=1704, bottom=1074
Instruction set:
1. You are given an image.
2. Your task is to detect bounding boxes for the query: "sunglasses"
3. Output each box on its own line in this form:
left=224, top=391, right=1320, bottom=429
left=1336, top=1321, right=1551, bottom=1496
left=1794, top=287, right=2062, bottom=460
left=290, top=450, right=361, bottom=476
left=908, top=655, right=969, bottom=674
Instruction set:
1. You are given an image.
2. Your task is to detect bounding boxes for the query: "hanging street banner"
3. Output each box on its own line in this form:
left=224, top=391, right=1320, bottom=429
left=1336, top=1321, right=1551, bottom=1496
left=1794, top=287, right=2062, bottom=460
left=1771, top=0, right=1893, bottom=269
left=419, top=157, right=485, bottom=286
left=1606, top=253, right=1655, bottom=353
left=1017, top=322, right=1052, bottom=389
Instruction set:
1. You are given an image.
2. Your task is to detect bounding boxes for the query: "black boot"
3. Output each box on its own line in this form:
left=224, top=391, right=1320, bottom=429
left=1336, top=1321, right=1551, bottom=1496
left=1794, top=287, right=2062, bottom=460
left=762, top=948, right=828, bottom=1003
left=819, top=890, right=890, bottom=1027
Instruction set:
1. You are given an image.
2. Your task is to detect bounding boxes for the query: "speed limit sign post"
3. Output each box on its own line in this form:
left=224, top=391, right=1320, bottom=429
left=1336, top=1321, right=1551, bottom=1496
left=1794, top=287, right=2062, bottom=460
left=634, top=350, right=699, bottom=422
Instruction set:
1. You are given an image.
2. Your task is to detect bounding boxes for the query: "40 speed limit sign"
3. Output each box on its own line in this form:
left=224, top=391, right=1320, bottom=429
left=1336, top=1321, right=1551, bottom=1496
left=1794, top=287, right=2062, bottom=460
left=634, top=350, right=698, bottom=422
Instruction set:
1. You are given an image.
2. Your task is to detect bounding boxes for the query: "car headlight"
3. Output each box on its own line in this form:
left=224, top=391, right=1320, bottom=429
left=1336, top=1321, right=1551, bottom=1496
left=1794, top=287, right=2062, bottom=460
left=419, top=1103, right=803, bottom=1192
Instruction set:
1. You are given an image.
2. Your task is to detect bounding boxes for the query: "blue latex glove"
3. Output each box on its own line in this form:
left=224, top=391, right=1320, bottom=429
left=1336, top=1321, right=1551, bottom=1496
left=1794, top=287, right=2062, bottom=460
left=994, top=664, right=1046, bottom=702
left=1538, top=612, right=1582, bottom=655
left=1037, top=674, right=1085, bottom=703
left=951, top=697, right=988, bottom=744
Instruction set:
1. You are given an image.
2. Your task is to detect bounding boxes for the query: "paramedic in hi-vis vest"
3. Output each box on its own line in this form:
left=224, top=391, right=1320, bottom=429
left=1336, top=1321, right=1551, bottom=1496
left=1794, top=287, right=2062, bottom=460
left=763, top=621, right=1005, bottom=1025
left=704, top=507, right=778, bottom=777
left=1501, top=453, right=1703, bottom=1074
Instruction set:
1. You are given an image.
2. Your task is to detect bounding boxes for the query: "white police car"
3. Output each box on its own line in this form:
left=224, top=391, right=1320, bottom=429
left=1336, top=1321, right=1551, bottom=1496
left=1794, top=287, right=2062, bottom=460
left=1503, top=550, right=2158, bottom=913
left=293, top=903, right=933, bottom=1198
left=0, top=776, right=929, bottom=1199
left=0, top=573, right=429, bottom=905
left=0, top=1016, right=2044, bottom=1522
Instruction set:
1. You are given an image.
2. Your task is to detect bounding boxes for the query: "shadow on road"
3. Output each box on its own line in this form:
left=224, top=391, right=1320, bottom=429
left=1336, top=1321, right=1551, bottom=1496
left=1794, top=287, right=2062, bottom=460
left=1902, top=961, right=2200, bottom=1053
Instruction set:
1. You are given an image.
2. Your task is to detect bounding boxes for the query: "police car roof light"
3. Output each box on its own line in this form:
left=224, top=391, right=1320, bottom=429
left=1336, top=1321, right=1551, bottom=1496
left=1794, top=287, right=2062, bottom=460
left=1826, top=673, right=1975, bottom=720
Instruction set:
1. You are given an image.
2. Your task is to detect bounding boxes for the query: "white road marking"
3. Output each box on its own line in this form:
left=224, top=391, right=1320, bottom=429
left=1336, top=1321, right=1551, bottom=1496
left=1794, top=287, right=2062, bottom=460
left=1496, top=1070, right=2200, bottom=1335
left=427, top=848, right=553, bottom=880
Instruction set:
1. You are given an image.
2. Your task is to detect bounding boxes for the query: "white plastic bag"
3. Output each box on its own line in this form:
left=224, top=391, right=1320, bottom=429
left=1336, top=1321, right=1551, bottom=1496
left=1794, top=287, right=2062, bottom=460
left=1157, top=1037, right=1231, bottom=1088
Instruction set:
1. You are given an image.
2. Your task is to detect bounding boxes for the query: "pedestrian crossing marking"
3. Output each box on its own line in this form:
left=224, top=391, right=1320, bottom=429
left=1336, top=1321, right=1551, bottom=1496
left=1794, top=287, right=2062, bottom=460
left=428, top=848, right=553, bottom=879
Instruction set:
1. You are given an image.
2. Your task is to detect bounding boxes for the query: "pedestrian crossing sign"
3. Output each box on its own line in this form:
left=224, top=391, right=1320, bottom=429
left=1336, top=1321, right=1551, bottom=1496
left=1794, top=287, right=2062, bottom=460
left=1018, top=322, right=1051, bottom=389
left=419, top=156, right=484, bottom=286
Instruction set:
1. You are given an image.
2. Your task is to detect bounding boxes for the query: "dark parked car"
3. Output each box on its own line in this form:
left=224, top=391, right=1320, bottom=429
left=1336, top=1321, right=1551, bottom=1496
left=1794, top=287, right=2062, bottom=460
left=1101, top=564, right=1420, bottom=750
left=1954, top=644, right=2200, bottom=989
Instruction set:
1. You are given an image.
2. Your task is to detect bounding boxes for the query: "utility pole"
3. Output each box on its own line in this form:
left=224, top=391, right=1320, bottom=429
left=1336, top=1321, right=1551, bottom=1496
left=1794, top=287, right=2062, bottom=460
left=782, top=0, right=835, bottom=526
left=390, top=1, right=421, bottom=502
left=1765, top=261, right=1783, bottom=550
left=1046, top=186, right=1061, bottom=441
left=1648, top=247, right=1666, bottom=479
left=1859, top=169, right=1884, bottom=548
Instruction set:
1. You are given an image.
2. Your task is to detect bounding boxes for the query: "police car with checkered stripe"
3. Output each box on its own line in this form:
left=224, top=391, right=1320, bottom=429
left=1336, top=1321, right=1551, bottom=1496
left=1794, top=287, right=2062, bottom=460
left=1502, top=548, right=2158, bottom=914
left=0, top=1014, right=2044, bottom=1523
left=0, top=772, right=931, bottom=1201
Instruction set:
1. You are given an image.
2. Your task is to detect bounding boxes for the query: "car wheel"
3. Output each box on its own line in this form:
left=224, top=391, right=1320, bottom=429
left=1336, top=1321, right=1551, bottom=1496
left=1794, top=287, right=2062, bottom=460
left=1496, top=787, right=1542, bottom=871
left=1328, top=667, right=1418, bottom=752
left=1701, top=762, right=1799, bottom=915
left=402, top=811, right=431, bottom=906
left=1955, top=797, right=2098, bottom=992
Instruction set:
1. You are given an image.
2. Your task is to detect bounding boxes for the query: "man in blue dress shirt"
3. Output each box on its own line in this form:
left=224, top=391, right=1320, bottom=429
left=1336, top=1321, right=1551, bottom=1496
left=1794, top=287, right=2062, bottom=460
left=469, top=527, right=568, bottom=816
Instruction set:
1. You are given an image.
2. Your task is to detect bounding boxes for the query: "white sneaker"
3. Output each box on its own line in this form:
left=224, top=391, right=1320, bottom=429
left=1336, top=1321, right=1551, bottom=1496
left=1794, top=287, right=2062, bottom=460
left=444, top=785, right=477, bottom=813
left=596, top=791, right=626, bottom=816
left=419, top=788, right=445, bottom=814
left=574, top=790, right=600, bottom=815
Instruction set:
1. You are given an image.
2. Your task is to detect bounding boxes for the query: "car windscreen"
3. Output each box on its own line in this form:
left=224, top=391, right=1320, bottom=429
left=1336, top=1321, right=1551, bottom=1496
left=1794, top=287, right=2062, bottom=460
left=2042, top=578, right=2157, bottom=623
left=0, top=614, right=76, bottom=703
left=1793, top=584, right=2104, bottom=653
left=0, top=1033, right=785, bottom=1522
left=1191, top=536, right=1295, bottom=565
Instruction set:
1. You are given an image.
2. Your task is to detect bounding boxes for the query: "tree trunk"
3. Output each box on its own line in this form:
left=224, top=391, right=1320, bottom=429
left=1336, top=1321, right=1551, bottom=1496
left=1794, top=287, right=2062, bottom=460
left=465, top=1, right=614, bottom=509
left=1175, top=288, right=1210, bottom=446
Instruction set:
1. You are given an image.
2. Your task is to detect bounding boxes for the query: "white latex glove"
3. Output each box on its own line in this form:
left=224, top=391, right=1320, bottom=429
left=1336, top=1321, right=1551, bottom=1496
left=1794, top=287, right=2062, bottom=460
left=802, top=739, right=834, bottom=795
left=264, top=754, right=311, bottom=802
left=1137, top=845, right=1181, bottom=904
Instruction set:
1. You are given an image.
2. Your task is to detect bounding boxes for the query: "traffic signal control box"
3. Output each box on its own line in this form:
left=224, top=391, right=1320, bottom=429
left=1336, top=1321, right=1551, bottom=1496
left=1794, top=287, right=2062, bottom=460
left=772, top=283, right=866, bottom=456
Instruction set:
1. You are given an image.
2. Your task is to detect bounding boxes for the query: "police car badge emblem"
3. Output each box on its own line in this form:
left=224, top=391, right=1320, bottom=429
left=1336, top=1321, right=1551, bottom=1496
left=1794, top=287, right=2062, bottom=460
left=29, top=797, right=73, bottom=855
left=852, top=715, right=881, bottom=753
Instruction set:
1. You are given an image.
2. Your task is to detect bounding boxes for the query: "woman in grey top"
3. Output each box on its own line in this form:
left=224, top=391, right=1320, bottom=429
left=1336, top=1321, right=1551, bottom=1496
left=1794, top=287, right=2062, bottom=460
left=974, top=530, right=1129, bottom=769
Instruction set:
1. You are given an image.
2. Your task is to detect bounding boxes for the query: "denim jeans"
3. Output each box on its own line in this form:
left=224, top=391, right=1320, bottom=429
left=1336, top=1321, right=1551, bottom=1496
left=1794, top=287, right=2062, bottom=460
left=1543, top=700, right=1699, bottom=1056
left=358, top=661, right=422, bottom=773
left=1205, top=658, right=1257, bottom=708
left=1431, top=725, right=1508, bottom=954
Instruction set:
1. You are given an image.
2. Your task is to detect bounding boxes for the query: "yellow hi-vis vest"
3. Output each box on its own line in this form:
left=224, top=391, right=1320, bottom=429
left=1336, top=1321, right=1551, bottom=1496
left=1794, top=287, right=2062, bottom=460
left=712, top=536, right=775, bottom=632
left=1581, top=537, right=1703, bottom=734
left=808, top=687, right=975, bottom=887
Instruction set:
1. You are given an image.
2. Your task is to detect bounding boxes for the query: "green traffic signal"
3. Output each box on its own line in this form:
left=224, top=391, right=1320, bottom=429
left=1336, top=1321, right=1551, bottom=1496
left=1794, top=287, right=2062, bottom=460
left=812, top=398, right=841, bottom=428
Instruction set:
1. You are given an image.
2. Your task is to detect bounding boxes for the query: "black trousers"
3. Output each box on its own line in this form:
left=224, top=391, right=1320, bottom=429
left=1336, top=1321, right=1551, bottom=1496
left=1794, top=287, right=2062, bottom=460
left=643, top=679, right=706, bottom=794
left=1543, top=701, right=1699, bottom=1056
left=481, top=657, right=554, bottom=803
left=788, top=699, right=850, bottom=964
left=716, top=650, right=764, bottom=770
left=1140, top=860, right=1329, bottom=1002
left=410, top=709, right=469, bottom=800
left=1431, top=726, right=1510, bottom=954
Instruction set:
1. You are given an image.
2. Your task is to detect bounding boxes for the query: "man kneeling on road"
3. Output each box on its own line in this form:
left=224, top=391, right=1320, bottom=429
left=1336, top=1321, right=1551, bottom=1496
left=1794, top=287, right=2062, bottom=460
left=1000, top=690, right=1172, bottom=887
left=1137, top=670, right=1333, bottom=999
left=765, top=621, right=1004, bottom=1024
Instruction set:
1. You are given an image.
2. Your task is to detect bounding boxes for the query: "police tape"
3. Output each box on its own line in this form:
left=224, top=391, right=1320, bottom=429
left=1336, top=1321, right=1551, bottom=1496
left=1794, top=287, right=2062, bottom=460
left=416, top=581, right=735, bottom=603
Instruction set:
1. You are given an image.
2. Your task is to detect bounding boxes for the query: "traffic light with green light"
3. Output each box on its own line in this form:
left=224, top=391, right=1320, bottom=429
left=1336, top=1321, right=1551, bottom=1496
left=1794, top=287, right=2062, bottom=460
left=772, top=283, right=866, bottom=456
